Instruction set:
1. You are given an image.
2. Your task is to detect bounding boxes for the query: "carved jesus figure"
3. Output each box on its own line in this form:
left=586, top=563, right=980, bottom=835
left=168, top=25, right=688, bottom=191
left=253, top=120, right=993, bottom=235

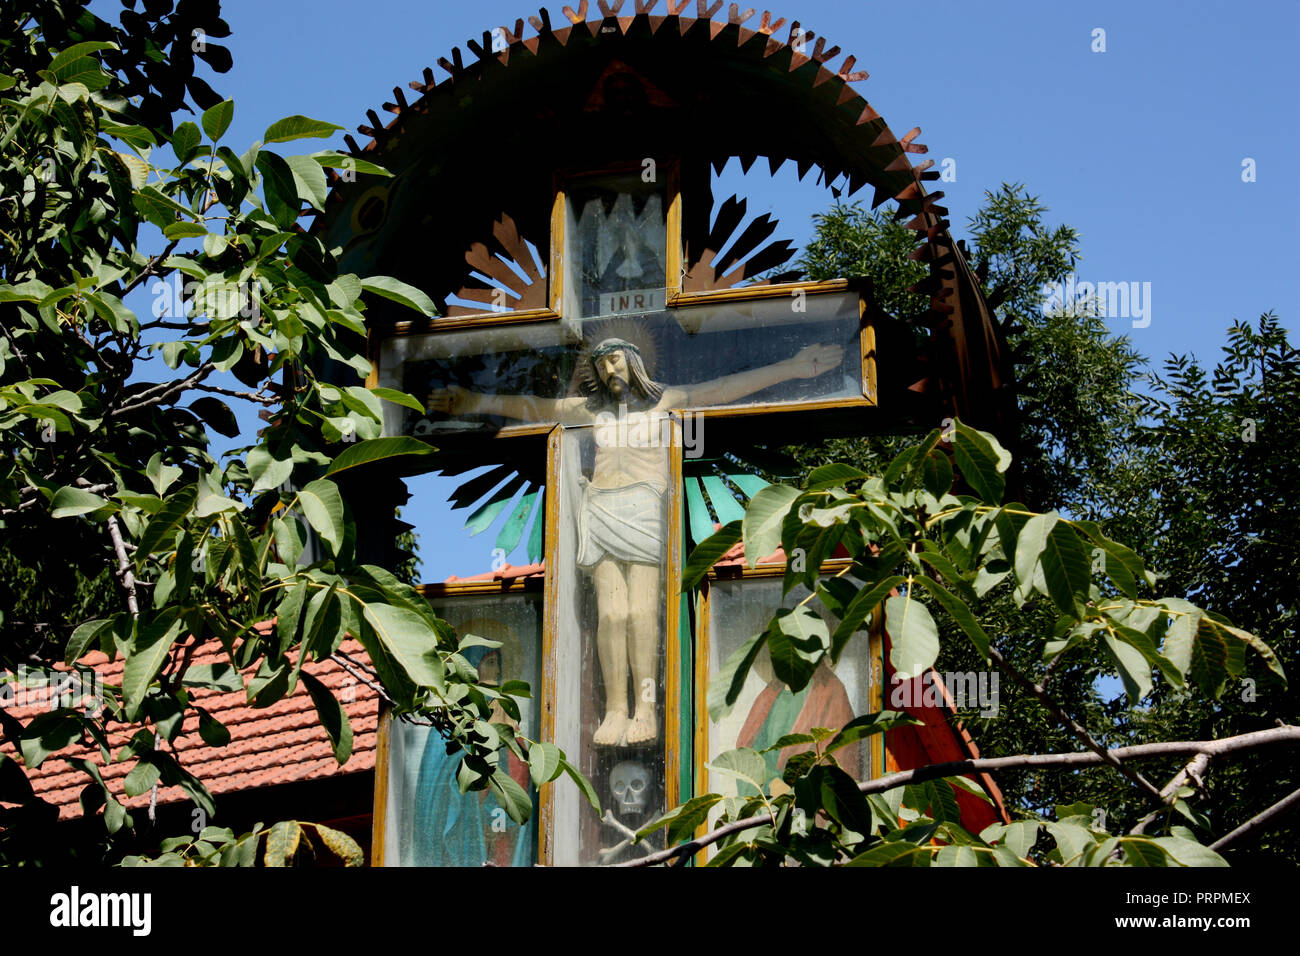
left=428, top=338, right=843, bottom=746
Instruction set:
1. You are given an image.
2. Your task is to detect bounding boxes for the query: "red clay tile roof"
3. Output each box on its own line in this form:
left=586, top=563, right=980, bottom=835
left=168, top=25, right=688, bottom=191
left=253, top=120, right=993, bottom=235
left=443, top=561, right=546, bottom=584
left=2, top=625, right=378, bottom=820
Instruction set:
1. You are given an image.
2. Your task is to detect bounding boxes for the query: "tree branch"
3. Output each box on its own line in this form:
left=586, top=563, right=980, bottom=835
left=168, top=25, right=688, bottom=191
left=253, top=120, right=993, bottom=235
left=110, top=361, right=215, bottom=418
left=190, top=382, right=278, bottom=405
left=1130, top=752, right=1211, bottom=835
left=988, top=644, right=1164, bottom=801
left=329, top=652, right=393, bottom=707
left=119, top=239, right=180, bottom=297
left=616, top=725, right=1300, bottom=867
left=105, top=514, right=139, bottom=619
left=1209, top=785, right=1300, bottom=853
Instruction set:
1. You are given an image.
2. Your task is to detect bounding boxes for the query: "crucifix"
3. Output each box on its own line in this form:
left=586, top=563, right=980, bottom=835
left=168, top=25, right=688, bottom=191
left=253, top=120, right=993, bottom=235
left=377, top=162, right=874, bottom=865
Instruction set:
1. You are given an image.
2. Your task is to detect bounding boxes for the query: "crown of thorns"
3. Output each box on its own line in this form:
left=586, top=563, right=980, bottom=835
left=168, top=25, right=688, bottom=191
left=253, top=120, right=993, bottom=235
left=589, top=338, right=641, bottom=360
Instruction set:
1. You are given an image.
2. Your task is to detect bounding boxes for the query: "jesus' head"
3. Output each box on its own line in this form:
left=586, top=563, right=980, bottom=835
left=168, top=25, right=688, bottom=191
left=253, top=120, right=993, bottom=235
left=583, top=338, right=663, bottom=408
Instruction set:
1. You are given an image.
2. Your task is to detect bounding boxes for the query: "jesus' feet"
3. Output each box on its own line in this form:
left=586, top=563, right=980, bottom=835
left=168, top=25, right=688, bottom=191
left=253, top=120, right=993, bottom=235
left=625, top=704, right=657, bottom=745
left=593, top=709, right=630, bottom=746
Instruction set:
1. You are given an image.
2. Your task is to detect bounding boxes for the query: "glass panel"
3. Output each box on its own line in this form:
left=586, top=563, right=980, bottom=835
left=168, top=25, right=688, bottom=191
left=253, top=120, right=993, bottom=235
left=384, top=591, right=542, bottom=866
left=705, top=576, right=878, bottom=839
left=565, top=171, right=668, bottom=320
left=550, top=425, right=672, bottom=865
left=378, top=290, right=864, bottom=437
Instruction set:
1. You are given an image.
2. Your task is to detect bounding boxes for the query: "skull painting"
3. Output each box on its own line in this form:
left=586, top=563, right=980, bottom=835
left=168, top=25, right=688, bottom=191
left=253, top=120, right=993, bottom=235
left=610, top=761, right=649, bottom=817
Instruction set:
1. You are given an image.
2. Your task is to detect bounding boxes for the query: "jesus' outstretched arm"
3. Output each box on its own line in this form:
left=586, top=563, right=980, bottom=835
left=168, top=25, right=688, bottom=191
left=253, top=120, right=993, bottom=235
left=680, top=343, right=845, bottom=407
left=425, top=387, right=589, bottom=424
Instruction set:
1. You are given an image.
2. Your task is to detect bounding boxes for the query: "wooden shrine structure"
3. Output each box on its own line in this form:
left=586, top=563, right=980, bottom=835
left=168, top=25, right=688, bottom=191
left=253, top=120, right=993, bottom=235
left=313, top=0, right=1014, bottom=866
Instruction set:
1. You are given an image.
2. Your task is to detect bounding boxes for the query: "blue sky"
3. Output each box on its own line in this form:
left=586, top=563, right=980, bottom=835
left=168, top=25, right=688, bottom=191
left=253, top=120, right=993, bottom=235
left=111, top=0, right=1299, bottom=580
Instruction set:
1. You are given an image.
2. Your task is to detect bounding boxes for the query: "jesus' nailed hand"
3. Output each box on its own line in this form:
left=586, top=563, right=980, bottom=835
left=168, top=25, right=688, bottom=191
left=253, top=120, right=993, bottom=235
left=425, top=341, right=844, bottom=748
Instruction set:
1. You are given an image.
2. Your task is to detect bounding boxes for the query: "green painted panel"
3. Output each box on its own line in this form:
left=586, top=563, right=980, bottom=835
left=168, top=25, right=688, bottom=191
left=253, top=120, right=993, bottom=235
left=684, top=476, right=716, bottom=545
left=495, top=486, right=538, bottom=554
left=701, top=475, right=745, bottom=525
left=728, top=472, right=770, bottom=499
left=526, top=490, right=545, bottom=565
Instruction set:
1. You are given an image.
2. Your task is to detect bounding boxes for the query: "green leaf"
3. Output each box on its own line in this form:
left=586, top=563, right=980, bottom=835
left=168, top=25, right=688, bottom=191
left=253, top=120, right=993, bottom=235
left=247, top=446, right=294, bottom=492
left=162, top=221, right=208, bottom=240
left=824, top=710, right=921, bottom=755
left=18, top=711, right=84, bottom=770
left=559, top=755, right=601, bottom=814
left=263, top=115, right=344, bottom=144
left=201, top=100, right=234, bottom=142
left=181, top=662, right=243, bottom=692
left=767, top=606, right=829, bottom=693
left=359, top=603, right=445, bottom=690
left=298, top=479, right=344, bottom=555
left=708, top=747, right=769, bottom=795
left=171, top=121, right=201, bottom=163
left=300, top=672, right=353, bottom=763
left=636, top=793, right=724, bottom=845
left=818, top=765, right=875, bottom=836
left=123, top=617, right=184, bottom=717
left=913, top=576, right=990, bottom=659
left=65, top=618, right=113, bottom=664
left=324, top=437, right=438, bottom=479
left=847, top=842, right=933, bottom=867
left=50, top=486, right=114, bottom=518
left=1039, top=521, right=1092, bottom=616
left=681, top=519, right=742, bottom=592
left=1013, top=511, right=1054, bottom=603
left=196, top=708, right=231, bottom=747
left=137, top=487, right=195, bottom=555
left=264, top=820, right=302, bottom=866
left=124, top=758, right=161, bottom=798
left=1045, top=821, right=1097, bottom=865
left=255, top=151, right=300, bottom=229
left=48, top=41, right=118, bottom=76
left=951, top=421, right=1010, bottom=504
left=188, top=396, right=239, bottom=438
left=311, top=151, right=392, bottom=177
left=285, top=154, right=329, bottom=210
left=707, top=630, right=767, bottom=722
left=488, top=767, right=533, bottom=825
left=742, top=484, right=801, bottom=569
left=359, top=276, right=436, bottom=317
left=805, top=463, right=870, bottom=490
left=885, top=592, right=940, bottom=679
left=146, top=454, right=184, bottom=496
left=1101, top=632, right=1153, bottom=703
left=527, top=741, right=563, bottom=788
left=313, top=824, right=365, bottom=866
left=829, top=575, right=904, bottom=663
left=998, top=821, right=1040, bottom=859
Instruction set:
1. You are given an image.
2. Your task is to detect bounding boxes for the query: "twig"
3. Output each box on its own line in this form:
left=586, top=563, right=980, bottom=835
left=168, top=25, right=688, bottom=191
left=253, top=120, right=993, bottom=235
left=329, top=652, right=394, bottom=706
left=105, top=515, right=139, bottom=619
left=191, top=382, right=277, bottom=405
left=333, top=647, right=379, bottom=681
left=110, top=361, right=215, bottom=418
left=988, top=645, right=1164, bottom=802
left=1210, top=786, right=1300, bottom=853
left=1130, top=752, right=1211, bottom=835
left=616, top=725, right=1300, bottom=867
left=119, top=239, right=180, bottom=297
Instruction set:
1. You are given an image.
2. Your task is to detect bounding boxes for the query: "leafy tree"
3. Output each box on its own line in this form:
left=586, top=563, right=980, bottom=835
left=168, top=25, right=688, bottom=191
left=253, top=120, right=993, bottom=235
left=1097, top=313, right=1299, bottom=864
left=635, top=421, right=1289, bottom=866
left=779, top=192, right=1152, bottom=826
left=791, top=190, right=1145, bottom=517
left=0, top=1, right=576, bottom=865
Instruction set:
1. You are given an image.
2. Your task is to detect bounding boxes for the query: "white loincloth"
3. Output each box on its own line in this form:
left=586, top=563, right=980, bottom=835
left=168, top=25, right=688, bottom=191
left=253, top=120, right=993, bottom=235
left=576, top=482, right=667, bottom=568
